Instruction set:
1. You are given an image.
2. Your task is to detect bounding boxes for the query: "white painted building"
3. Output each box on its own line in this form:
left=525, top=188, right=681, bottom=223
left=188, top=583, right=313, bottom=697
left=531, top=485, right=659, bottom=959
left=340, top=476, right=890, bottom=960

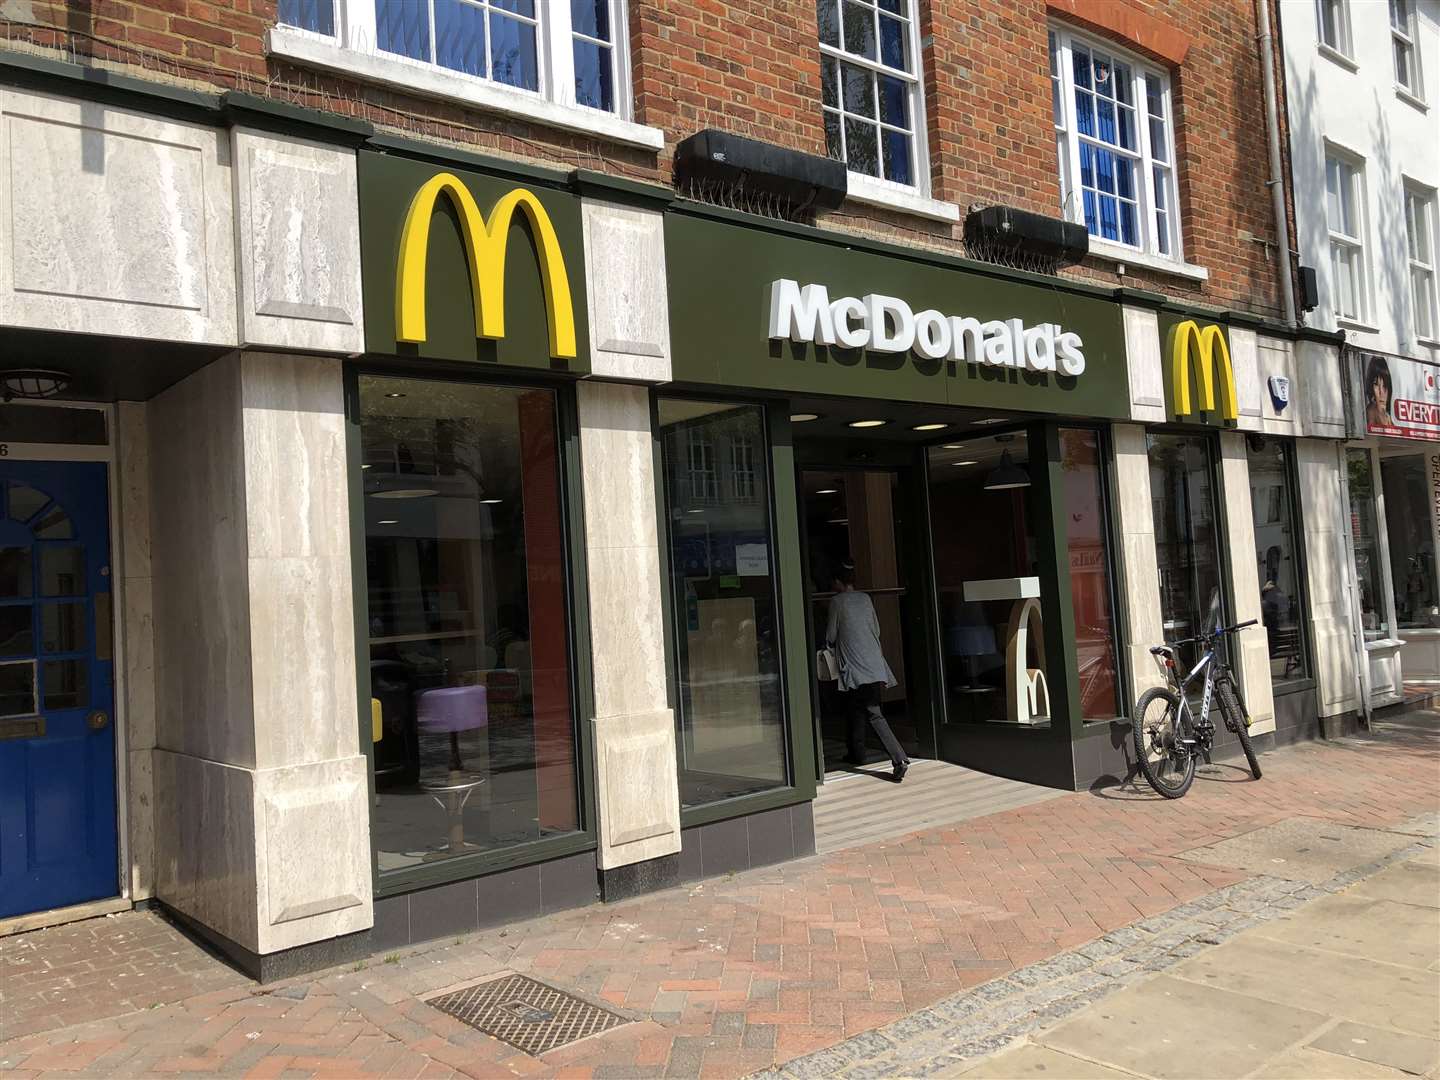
left=1281, top=0, right=1440, bottom=706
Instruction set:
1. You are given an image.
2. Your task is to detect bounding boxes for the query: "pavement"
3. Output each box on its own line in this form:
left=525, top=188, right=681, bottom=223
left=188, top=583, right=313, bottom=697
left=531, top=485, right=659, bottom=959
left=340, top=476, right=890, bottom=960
left=0, top=710, right=1436, bottom=1079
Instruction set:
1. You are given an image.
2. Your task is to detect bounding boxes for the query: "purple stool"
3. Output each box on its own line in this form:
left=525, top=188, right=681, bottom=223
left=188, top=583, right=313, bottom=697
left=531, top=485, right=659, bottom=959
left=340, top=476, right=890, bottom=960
left=415, top=685, right=489, bottom=856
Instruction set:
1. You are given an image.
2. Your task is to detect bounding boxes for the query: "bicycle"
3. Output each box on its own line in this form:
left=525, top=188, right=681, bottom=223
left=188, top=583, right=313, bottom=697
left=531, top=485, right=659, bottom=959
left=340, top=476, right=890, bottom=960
left=1132, top=618, right=1263, bottom=798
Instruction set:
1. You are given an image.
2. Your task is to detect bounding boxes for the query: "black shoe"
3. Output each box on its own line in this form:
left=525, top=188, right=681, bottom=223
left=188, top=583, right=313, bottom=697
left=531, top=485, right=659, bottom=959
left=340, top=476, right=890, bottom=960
left=892, top=761, right=908, bottom=783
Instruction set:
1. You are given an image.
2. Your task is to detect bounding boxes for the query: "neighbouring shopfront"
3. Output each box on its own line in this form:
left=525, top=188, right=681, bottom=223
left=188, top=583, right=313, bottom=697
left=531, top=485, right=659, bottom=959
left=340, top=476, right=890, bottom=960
left=1345, top=349, right=1440, bottom=705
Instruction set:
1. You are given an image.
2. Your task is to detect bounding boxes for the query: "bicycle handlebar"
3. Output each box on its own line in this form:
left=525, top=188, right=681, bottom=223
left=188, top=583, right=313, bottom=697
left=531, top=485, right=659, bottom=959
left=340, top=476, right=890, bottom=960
left=1161, top=619, right=1259, bottom=648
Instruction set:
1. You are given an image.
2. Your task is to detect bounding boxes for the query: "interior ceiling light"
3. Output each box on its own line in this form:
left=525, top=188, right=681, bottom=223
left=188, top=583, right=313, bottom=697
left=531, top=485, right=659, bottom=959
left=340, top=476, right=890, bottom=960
left=848, top=419, right=888, bottom=428
left=377, top=519, right=399, bottom=525
left=371, top=488, right=438, bottom=499
left=816, top=488, right=838, bottom=495
left=826, top=517, right=849, bottom=524
left=941, top=443, right=965, bottom=450
left=972, top=417, right=1010, bottom=426
left=385, top=391, right=406, bottom=398
left=984, top=450, right=1031, bottom=491
left=912, top=422, right=947, bottom=431
left=1, top=369, right=70, bottom=401
left=951, top=460, right=979, bottom=466
left=480, top=498, right=503, bottom=505
left=790, top=412, right=821, bottom=422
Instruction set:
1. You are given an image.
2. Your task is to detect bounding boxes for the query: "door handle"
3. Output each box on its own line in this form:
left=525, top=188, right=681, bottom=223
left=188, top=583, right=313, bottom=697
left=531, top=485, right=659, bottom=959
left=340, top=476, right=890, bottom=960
left=87, top=710, right=110, bottom=731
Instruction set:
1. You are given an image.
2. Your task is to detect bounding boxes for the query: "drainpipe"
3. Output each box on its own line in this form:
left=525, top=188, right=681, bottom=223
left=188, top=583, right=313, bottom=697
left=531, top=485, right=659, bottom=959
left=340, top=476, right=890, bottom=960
left=1256, top=0, right=1297, bottom=328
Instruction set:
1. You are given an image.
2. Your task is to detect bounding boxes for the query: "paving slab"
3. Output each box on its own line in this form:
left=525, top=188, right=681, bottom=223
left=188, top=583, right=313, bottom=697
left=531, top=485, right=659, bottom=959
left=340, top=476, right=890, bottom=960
left=1308, top=1020, right=1440, bottom=1077
left=1252, top=895, right=1439, bottom=969
left=940, top=1042, right=1136, bottom=1078
left=1169, top=935, right=1440, bottom=1039
left=1035, top=975, right=1329, bottom=1080
left=1250, top=1044, right=1410, bottom=1079
left=1175, top=818, right=1417, bottom=885
left=1346, top=858, right=1440, bottom=909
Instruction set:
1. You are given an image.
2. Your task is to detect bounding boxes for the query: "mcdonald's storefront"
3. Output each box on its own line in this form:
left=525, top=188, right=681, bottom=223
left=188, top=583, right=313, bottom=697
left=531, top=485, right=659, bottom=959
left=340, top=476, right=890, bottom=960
left=0, top=67, right=1362, bottom=973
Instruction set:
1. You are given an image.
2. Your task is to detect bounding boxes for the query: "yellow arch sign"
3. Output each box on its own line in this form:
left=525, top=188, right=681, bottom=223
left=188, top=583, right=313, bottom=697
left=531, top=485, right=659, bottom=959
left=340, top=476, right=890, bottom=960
left=1169, top=320, right=1238, bottom=420
left=395, top=173, right=577, bottom=359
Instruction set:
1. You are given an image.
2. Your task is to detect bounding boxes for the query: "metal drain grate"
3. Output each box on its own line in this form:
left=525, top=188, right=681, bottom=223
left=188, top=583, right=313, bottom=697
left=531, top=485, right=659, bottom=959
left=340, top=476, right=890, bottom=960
left=427, top=973, right=630, bottom=1056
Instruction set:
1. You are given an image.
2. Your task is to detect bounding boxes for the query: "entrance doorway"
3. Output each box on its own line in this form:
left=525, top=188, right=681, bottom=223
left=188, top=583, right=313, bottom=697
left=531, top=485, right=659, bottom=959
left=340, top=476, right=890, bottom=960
left=801, top=468, right=922, bottom=772
left=0, top=459, right=118, bottom=918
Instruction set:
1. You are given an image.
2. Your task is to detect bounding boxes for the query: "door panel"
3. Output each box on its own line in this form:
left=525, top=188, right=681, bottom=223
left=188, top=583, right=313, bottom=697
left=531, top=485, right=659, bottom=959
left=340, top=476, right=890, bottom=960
left=0, top=461, right=116, bottom=918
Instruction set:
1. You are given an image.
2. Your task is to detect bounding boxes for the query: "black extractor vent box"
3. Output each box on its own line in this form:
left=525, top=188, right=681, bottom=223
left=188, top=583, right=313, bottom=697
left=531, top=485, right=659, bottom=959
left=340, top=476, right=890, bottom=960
left=674, top=129, right=847, bottom=214
left=964, top=205, right=1089, bottom=267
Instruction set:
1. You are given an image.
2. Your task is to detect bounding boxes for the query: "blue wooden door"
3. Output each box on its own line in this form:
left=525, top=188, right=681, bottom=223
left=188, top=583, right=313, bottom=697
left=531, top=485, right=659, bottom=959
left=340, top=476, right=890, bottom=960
left=0, top=461, right=117, bottom=918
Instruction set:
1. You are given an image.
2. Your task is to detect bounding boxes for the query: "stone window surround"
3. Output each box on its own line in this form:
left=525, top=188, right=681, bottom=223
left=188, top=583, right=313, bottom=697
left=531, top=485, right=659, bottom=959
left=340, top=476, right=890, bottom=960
left=266, top=10, right=665, bottom=153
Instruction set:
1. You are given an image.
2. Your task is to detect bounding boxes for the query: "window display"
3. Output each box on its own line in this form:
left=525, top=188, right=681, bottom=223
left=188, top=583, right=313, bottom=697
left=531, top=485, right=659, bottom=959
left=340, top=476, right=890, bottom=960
left=1347, top=448, right=1391, bottom=641
left=1060, top=429, right=1122, bottom=719
left=1381, top=452, right=1438, bottom=631
left=359, top=375, right=580, bottom=873
left=1246, top=437, right=1309, bottom=685
left=1148, top=433, right=1223, bottom=671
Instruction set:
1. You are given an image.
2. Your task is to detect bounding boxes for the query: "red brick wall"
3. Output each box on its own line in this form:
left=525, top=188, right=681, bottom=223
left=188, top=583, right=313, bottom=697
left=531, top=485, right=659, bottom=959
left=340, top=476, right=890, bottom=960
left=0, top=0, right=1286, bottom=316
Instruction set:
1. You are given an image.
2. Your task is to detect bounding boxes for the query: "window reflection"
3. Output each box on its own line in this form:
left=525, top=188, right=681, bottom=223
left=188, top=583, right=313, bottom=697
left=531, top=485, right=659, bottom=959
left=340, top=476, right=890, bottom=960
left=1380, top=453, right=1438, bottom=631
left=658, top=400, right=788, bottom=808
left=1347, top=449, right=1391, bottom=641
left=359, top=376, right=579, bottom=871
left=1147, top=433, right=1223, bottom=671
left=1060, top=429, right=1121, bottom=719
left=1246, top=437, right=1309, bottom=684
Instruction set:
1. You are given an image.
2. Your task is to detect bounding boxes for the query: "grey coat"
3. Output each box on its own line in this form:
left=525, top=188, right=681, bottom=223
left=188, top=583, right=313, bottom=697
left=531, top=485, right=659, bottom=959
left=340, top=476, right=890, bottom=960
left=825, top=589, right=897, bottom=692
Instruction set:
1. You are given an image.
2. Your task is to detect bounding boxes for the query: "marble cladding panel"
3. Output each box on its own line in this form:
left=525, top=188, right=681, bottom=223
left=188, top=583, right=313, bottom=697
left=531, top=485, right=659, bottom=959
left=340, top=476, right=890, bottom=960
left=1295, top=440, right=1358, bottom=715
left=580, top=199, right=671, bottom=382
left=585, top=544, right=668, bottom=718
left=1218, top=434, right=1275, bottom=727
left=120, top=574, right=156, bottom=753
left=1399, top=632, right=1440, bottom=684
left=593, top=709, right=681, bottom=869
left=153, top=749, right=260, bottom=951
left=255, top=756, right=372, bottom=953
left=246, top=556, right=358, bottom=767
left=0, top=88, right=236, bottom=344
left=117, top=403, right=152, bottom=580
left=1230, top=328, right=1264, bottom=425
left=1297, top=339, right=1346, bottom=437
left=576, top=381, right=660, bottom=552
left=1123, top=307, right=1166, bottom=423
left=1257, top=336, right=1298, bottom=434
left=148, top=355, right=256, bottom=766
left=126, top=747, right=155, bottom=900
left=240, top=354, right=349, bottom=562
left=234, top=129, right=364, bottom=354
left=1112, top=425, right=1167, bottom=703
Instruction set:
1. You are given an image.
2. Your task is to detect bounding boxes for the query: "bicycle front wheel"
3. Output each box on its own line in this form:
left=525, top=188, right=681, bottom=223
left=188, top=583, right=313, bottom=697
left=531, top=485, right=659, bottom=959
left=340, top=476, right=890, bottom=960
left=1133, top=687, right=1196, bottom=799
left=1219, top=681, right=1262, bottom=780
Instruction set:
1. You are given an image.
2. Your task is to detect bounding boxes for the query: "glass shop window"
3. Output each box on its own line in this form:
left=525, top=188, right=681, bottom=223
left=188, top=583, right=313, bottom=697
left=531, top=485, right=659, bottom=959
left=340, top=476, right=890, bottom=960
left=1381, top=452, right=1439, bottom=632
left=359, top=375, right=580, bottom=872
left=658, top=399, right=789, bottom=809
left=1347, top=448, right=1391, bottom=641
left=1246, top=437, right=1310, bottom=686
left=1147, top=432, right=1225, bottom=671
left=927, top=431, right=1051, bottom=727
left=1060, top=429, right=1122, bottom=719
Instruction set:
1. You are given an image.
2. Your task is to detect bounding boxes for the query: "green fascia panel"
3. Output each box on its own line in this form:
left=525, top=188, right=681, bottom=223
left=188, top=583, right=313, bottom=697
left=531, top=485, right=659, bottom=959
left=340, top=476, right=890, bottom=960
left=664, top=213, right=1130, bottom=419
left=1155, top=309, right=1241, bottom=430
left=358, top=149, right=590, bottom=374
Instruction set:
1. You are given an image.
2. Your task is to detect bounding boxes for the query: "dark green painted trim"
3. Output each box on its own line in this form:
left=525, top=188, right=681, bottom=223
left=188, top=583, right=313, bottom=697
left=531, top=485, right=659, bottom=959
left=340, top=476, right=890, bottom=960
left=570, top=169, right=674, bottom=209
left=364, top=133, right=573, bottom=191
left=1111, top=286, right=1168, bottom=310
left=219, top=89, right=372, bottom=143
left=347, top=360, right=600, bottom=899
left=0, top=49, right=219, bottom=122
left=770, top=401, right=820, bottom=804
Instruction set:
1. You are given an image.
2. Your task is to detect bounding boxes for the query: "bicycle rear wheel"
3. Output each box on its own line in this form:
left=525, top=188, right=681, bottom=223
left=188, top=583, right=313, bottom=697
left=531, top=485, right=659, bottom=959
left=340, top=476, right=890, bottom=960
left=1132, top=687, right=1196, bottom=798
left=1219, top=681, right=1262, bottom=780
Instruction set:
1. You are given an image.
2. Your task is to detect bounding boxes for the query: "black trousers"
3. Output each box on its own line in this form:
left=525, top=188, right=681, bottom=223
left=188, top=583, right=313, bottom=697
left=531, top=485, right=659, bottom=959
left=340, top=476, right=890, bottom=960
left=843, top=682, right=908, bottom=767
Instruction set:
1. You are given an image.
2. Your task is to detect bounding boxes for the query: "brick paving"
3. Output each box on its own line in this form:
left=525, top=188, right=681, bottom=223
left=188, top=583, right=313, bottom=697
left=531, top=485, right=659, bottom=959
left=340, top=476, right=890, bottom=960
left=0, top=716, right=1435, bottom=1079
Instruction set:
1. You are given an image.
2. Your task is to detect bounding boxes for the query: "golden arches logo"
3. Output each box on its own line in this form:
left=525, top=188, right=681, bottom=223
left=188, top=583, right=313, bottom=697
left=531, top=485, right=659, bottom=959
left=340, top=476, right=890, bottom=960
left=395, top=173, right=577, bottom=359
left=1169, top=320, right=1237, bottom=420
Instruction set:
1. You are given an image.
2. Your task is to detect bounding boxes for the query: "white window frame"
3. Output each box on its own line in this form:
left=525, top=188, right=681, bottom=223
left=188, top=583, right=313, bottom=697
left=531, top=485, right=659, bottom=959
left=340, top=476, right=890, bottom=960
left=1050, top=24, right=1184, bottom=264
left=1391, top=0, right=1426, bottom=104
left=1316, top=0, right=1355, bottom=63
left=1324, top=146, right=1373, bottom=327
left=818, top=0, right=932, bottom=199
left=1404, top=181, right=1440, bottom=343
left=267, top=0, right=663, bottom=151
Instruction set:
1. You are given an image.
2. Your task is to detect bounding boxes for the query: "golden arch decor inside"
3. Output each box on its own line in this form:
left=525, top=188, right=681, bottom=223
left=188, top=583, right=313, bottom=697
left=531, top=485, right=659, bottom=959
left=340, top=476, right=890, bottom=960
left=394, top=173, right=577, bottom=360
left=1169, top=319, right=1238, bottom=421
